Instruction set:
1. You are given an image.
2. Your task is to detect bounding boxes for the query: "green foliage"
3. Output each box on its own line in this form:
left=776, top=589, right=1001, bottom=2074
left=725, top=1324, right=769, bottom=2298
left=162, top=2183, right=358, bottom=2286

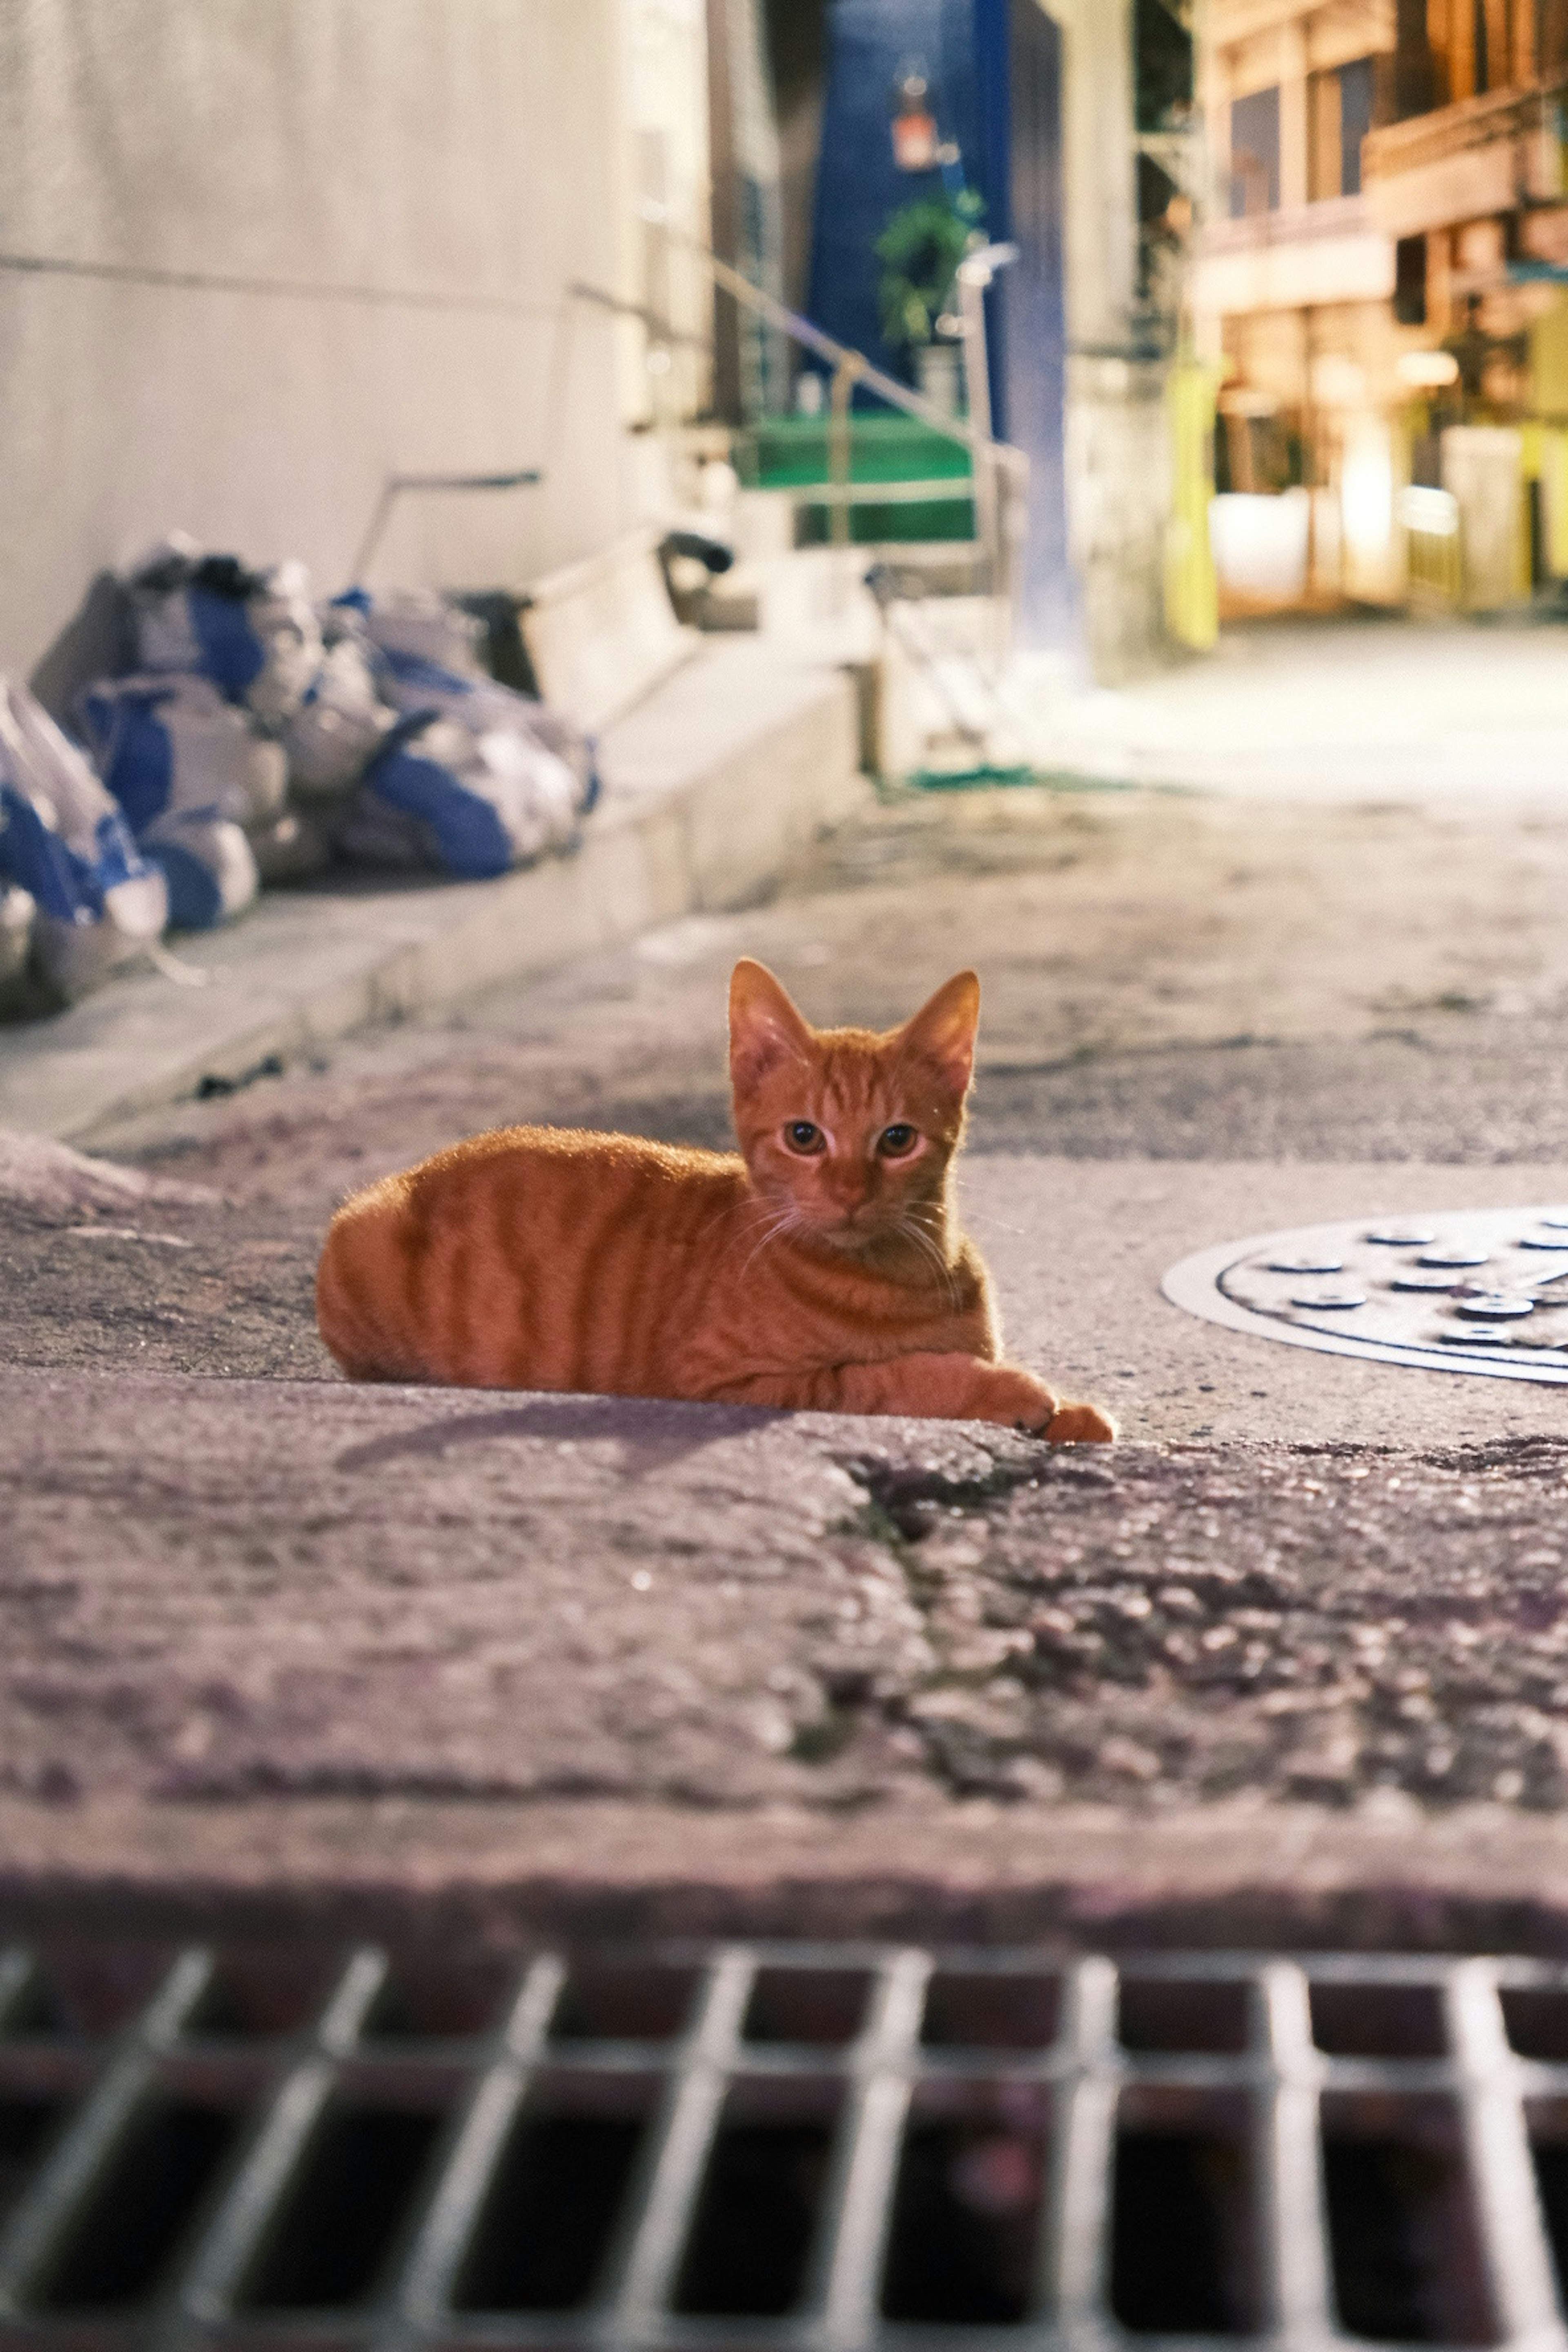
left=1135, top=0, right=1193, bottom=131
left=875, top=187, right=985, bottom=353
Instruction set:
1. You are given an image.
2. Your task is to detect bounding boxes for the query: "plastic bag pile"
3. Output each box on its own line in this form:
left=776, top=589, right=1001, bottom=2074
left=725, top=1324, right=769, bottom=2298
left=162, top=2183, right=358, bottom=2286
left=0, top=534, right=597, bottom=1006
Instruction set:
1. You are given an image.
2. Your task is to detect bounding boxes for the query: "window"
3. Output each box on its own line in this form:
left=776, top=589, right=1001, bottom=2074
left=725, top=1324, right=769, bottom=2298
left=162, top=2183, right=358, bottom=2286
left=1339, top=58, right=1375, bottom=195
left=1394, top=234, right=1428, bottom=325
left=1229, top=85, right=1281, bottom=217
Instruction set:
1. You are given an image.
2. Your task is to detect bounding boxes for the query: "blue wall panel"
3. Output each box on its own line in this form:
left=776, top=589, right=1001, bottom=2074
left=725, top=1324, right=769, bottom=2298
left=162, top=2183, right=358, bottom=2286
left=805, top=0, right=1072, bottom=647
left=806, top=0, right=995, bottom=381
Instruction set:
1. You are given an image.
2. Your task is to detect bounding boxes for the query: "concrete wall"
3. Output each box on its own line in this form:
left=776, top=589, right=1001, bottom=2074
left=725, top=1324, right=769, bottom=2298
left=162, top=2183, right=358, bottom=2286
left=0, top=0, right=633, bottom=677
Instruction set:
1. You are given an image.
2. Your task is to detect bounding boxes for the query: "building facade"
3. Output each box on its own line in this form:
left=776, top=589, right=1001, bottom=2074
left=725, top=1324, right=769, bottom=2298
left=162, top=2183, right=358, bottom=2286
left=1194, top=0, right=1568, bottom=610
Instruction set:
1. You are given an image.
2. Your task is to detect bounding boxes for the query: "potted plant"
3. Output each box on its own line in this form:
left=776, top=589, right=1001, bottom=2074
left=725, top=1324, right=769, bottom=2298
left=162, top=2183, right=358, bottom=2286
left=875, top=187, right=985, bottom=414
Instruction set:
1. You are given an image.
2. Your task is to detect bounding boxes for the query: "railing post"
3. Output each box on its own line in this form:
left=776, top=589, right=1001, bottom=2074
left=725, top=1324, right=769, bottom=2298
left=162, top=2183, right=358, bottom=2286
left=829, top=354, right=862, bottom=549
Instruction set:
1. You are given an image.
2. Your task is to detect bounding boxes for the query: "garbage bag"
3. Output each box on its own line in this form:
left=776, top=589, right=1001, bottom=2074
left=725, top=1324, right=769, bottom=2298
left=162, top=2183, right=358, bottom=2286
left=341, top=712, right=581, bottom=880
left=278, top=634, right=395, bottom=801
left=0, top=678, right=167, bottom=999
left=330, top=586, right=486, bottom=678
left=369, top=646, right=598, bottom=814
left=139, top=808, right=259, bottom=931
left=247, top=809, right=332, bottom=887
left=76, top=673, right=287, bottom=834
left=127, top=534, right=321, bottom=724
left=0, top=884, right=33, bottom=994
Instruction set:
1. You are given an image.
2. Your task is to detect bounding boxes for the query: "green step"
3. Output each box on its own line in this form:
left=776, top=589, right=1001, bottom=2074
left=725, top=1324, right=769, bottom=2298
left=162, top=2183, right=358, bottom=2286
left=737, top=415, right=975, bottom=543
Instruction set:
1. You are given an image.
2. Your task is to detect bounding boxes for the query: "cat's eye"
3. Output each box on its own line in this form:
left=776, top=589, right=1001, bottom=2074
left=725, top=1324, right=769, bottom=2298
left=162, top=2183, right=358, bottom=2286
left=784, top=1120, right=824, bottom=1153
left=878, top=1123, right=918, bottom=1157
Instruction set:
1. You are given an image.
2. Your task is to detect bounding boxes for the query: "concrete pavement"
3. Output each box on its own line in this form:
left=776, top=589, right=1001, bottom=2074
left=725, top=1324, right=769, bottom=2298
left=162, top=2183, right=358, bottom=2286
left=2, top=1361, right=1568, bottom=1950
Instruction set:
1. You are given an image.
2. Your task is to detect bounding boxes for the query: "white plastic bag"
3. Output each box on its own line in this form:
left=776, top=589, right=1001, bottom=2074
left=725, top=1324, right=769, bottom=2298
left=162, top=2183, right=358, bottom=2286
left=127, top=535, right=322, bottom=724
left=0, top=678, right=166, bottom=999
left=0, top=884, right=33, bottom=996
left=279, top=635, right=396, bottom=800
left=331, top=586, right=486, bottom=677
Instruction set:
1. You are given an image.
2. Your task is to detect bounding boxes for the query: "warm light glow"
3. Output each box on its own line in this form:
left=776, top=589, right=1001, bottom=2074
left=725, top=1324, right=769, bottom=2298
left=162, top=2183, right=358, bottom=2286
left=1397, top=349, right=1461, bottom=389
left=1341, top=425, right=1394, bottom=560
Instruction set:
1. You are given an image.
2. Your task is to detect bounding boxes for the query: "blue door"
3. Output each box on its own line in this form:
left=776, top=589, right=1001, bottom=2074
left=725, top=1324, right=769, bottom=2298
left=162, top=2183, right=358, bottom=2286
left=806, top=0, right=1072, bottom=643
left=980, top=0, right=1071, bottom=644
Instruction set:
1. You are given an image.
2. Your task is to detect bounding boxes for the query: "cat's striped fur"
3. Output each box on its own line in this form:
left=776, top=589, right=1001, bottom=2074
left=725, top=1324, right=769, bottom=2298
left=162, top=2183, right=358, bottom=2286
left=315, top=960, right=1115, bottom=1439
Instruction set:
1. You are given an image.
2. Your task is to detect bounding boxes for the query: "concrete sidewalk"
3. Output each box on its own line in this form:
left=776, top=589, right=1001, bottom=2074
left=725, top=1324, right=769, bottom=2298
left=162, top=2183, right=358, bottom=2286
left=0, top=637, right=865, bottom=1143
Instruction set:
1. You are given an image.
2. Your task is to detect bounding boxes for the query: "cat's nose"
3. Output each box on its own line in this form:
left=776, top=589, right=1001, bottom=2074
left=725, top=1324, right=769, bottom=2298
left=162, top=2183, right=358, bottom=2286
left=826, top=1169, right=869, bottom=1208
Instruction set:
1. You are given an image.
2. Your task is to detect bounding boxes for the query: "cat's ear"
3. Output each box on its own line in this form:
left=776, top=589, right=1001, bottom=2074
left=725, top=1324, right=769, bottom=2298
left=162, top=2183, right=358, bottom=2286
left=729, top=958, right=814, bottom=1089
left=900, top=970, right=980, bottom=1097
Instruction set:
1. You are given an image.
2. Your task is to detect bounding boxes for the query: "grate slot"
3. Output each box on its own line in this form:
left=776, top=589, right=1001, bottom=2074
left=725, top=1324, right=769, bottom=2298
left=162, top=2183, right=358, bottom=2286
left=453, top=2077, right=653, bottom=2313
left=0, top=2105, right=64, bottom=2236
left=673, top=2078, right=842, bottom=2317
left=360, top=1957, right=519, bottom=2044
left=1527, top=2123, right=1568, bottom=2305
left=30, top=2098, right=240, bottom=2311
left=1118, top=1976, right=1252, bottom=2055
left=1311, top=1980, right=1449, bottom=2059
left=548, top=1961, right=699, bottom=2045
left=183, top=1950, right=345, bottom=2041
left=920, top=1969, right=1061, bottom=2053
left=1322, top=2094, right=1501, bottom=2344
left=742, top=1966, right=872, bottom=2048
left=237, top=2103, right=445, bottom=2310
left=1111, top=2091, right=1263, bottom=2334
left=1502, top=1988, right=1568, bottom=2063
left=880, top=2080, right=1051, bottom=2325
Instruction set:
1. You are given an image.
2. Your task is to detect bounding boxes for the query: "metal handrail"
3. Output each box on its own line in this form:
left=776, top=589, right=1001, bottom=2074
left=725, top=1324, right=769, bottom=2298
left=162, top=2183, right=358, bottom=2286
left=637, top=202, right=1027, bottom=476
left=637, top=202, right=1027, bottom=643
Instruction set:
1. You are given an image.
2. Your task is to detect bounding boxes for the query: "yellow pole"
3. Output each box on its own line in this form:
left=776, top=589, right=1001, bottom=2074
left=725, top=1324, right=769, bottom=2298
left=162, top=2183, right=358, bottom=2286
left=1165, top=358, right=1223, bottom=649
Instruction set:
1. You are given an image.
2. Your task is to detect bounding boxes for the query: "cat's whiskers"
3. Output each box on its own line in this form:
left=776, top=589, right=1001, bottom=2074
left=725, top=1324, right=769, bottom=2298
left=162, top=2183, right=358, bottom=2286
left=734, top=1194, right=804, bottom=1278
left=893, top=1209, right=962, bottom=1306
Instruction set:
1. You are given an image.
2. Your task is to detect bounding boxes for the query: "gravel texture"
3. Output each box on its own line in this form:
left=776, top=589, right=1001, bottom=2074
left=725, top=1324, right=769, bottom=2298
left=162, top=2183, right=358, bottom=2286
left=4, top=1364, right=1566, bottom=1822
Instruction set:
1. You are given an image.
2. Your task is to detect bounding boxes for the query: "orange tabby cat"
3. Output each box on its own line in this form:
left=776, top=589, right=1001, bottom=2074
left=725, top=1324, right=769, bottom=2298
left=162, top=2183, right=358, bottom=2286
left=316, top=960, right=1115, bottom=1440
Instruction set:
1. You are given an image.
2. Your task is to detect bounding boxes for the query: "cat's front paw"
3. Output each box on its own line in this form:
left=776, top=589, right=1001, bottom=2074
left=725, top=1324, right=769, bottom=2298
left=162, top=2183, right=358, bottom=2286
left=964, top=1365, right=1060, bottom=1433
left=1045, top=1400, right=1117, bottom=1445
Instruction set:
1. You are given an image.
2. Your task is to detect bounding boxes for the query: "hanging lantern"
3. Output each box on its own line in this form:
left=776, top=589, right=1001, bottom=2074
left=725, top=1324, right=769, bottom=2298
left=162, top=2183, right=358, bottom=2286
left=890, top=60, right=939, bottom=172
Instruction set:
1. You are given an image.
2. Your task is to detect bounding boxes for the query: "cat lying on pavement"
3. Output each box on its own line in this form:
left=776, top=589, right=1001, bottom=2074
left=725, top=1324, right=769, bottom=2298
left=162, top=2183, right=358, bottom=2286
left=316, top=958, right=1116, bottom=1442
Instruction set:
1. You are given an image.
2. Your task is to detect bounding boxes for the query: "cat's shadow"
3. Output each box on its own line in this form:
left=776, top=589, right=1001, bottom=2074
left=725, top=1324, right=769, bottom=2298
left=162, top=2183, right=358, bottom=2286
left=335, top=1392, right=784, bottom=1480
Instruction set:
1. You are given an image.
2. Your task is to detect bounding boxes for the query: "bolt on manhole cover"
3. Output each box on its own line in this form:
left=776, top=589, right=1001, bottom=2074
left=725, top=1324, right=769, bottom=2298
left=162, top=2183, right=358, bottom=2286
left=1163, top=1205, right=1568, bottom=1383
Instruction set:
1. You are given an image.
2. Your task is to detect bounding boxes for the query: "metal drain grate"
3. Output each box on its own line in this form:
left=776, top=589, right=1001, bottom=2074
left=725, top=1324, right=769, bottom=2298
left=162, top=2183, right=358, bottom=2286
left=4, top=1941, right=1568, bottom=2345
left=1164, top=1206, right=1568, bottom=1383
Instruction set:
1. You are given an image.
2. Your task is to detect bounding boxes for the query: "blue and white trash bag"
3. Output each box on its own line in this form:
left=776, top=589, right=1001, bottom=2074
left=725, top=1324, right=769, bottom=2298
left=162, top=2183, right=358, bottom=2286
left=76, top=673, right=287, bottom=835
left=327, top=591, right=595, bottom=880
left=368, top=648, right=599, bottom=815
left=127, top=534, right=321, bottom=726
left=278, top=631, right=396, bottom=802
left=136, top=808, right=259, bottom=931
left=0, top=679, right=167, bottom=998
left=340, top=713, right=584, bottom=881
left=75, top=671, right=285, bottom=930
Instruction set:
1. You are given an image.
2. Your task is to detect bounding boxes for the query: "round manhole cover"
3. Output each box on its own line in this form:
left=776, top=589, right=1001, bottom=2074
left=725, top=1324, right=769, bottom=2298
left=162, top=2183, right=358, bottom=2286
left=1163, top=1207, right=1568, bottom=1383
